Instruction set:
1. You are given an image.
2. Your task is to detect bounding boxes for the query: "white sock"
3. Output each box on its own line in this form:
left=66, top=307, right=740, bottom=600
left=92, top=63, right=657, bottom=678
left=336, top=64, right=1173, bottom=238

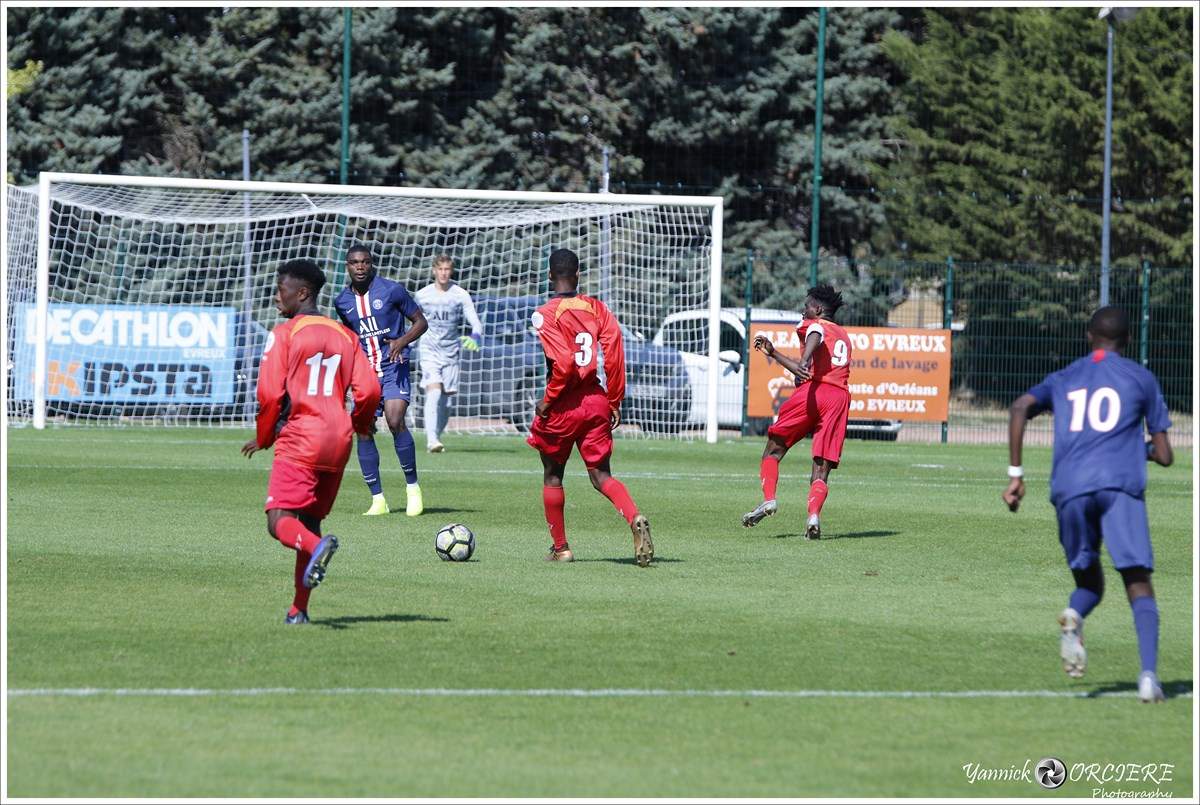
left=437, top=392, right=451, bottom=437
left=424, top=387, right=441, bottom=443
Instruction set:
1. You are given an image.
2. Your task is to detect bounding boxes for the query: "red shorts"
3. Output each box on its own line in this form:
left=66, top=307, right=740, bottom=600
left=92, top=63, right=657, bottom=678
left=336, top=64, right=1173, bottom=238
left=265, top=459, right=345, bottom=520
left=526, top=391, right=613, bottom=468
left=767, top=382, right=850, bottom=463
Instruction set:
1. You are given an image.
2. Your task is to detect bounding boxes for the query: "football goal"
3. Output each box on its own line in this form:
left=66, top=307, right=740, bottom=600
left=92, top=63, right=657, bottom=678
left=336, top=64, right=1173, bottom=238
left=5, top=173, right=725, bottom=441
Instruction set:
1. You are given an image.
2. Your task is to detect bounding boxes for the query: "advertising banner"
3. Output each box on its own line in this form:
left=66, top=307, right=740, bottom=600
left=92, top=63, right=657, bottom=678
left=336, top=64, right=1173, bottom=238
left=15, top=303, right=238, bottom=403
left=748, top=322, right=951, bottom=422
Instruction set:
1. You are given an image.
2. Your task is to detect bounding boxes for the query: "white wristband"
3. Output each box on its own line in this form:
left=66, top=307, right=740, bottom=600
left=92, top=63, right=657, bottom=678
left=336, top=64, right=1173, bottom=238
left=1007, top=465, right=1024, bottom=479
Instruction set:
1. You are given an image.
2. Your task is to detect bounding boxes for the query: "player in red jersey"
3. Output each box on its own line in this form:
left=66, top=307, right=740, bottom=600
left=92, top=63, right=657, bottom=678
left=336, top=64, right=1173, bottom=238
left=527, top=248, right=653, bottom=566
left=241, top=259, right=381, bottom=624
left=742, top=284, right=852, bottom=540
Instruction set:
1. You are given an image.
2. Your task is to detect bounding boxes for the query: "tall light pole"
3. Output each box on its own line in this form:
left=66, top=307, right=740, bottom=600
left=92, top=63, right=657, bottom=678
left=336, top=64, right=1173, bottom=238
left=809, top=7, right=827, bottom=289
left=1097, top=7, right=1137, bottom=306
left=340, top=8, right=352, bottom=185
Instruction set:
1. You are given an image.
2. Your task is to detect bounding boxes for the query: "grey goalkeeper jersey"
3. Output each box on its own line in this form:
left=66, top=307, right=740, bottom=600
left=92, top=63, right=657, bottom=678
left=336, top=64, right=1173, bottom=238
left=414, top=282, right=483, bottom=362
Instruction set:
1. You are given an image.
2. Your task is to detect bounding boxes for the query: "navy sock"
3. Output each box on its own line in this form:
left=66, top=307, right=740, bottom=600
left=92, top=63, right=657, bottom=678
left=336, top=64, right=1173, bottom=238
left=394, top=429, right=418, bottom=484
left=1130, top=596, right=1159, bottom=674
left=357, top=438, right=383, bottom=495
left=1068, top=587, right=1102, bottom=619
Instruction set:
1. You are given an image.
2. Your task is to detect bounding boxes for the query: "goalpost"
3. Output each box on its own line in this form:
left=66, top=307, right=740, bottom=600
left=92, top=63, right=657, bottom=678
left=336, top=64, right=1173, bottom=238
left=5, top=173, right=725, bottom=442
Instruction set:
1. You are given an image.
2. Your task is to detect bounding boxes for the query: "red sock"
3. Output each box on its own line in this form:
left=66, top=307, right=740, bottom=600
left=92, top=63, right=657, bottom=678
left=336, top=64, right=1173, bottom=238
left=760, top=456, right=780, bottom=501
left=807, top=479, right=829, bottom=516
left=543, top=486, right=567, bottom=549
left=291, top=553, right=312, bottom=614
left=599, top=477, right=639, bottom=525
left=275, top=516, right=321, bottom=555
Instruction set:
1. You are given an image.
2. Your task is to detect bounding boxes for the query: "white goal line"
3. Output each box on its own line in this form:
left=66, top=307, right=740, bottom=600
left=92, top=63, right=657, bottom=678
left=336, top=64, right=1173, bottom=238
left=7, top=687, right=1189, bottom=700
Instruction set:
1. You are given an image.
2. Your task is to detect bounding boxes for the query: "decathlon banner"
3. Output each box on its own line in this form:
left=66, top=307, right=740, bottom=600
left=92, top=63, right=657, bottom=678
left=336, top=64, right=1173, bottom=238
left=747, top=323, right=952, bottom=422
left=15, top=304, right=238, bottom=403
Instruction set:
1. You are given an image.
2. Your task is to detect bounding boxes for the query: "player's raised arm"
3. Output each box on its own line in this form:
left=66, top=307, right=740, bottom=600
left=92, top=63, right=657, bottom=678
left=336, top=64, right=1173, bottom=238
left=754, top=333, right=814, bottom=383
left=595, top=300, right=626, bottom=413
left=796, top=328, right=823, bottom=379
left=254, top=326, right=291, bottom=451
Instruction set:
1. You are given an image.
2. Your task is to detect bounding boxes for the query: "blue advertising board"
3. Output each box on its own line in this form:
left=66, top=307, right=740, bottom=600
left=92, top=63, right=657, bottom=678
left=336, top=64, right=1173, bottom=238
left=14, top=303, right=238, bottom=403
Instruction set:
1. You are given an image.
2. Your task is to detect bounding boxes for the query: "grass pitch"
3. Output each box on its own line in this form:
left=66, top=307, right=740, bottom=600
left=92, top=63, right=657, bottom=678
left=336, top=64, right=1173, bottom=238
left=5, top=428, right=1194, bottom=797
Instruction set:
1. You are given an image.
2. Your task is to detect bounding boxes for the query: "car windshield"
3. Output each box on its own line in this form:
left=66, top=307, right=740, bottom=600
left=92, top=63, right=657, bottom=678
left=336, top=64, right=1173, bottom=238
left=479, top=298, right=538, bottom=342
left=658, top=318, right=707, bottom=354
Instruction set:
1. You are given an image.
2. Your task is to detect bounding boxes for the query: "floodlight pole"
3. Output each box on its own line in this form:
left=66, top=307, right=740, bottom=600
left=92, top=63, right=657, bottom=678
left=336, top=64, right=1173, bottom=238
left=340, top=9, right=352, bottom=185
left=1100, top=14, right=1115, bottom=306
left=808, top=7, right=827, bottom=289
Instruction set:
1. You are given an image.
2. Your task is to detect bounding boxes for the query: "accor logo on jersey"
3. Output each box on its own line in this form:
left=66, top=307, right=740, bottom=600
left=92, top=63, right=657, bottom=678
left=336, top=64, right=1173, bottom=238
left=422, top=305, right=458, bottom=322
left=356, top=316, right=389, bottom=340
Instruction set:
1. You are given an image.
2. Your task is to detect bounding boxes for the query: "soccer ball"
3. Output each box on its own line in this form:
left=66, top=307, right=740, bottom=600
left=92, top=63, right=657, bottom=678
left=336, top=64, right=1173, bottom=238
left=435, top=523, right=475, bottom=562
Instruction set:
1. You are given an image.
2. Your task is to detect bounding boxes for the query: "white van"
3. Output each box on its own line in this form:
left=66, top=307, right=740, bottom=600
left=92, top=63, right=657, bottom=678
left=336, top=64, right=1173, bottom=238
left=653, top=307, right=902, bottom=438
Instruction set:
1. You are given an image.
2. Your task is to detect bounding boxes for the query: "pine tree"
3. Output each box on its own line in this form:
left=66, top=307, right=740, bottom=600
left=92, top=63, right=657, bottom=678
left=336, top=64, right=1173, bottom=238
left=874, top=7, right=1191, bottom=268
left=6, top=8, right=182, bottom=182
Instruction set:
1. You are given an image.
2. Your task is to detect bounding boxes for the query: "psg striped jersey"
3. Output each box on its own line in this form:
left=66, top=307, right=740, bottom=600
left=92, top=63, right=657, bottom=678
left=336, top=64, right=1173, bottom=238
left=334, top=275, right=422, bottom=375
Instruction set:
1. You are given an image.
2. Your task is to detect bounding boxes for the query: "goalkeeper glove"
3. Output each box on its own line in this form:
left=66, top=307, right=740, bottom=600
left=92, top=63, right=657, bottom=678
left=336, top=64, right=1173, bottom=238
left=460, top=334, right=481, bottom=352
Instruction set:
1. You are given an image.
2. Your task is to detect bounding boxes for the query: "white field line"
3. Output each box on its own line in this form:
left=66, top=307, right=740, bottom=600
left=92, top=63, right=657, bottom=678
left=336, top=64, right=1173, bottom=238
left=6, top=686, right=1191, bottom=700
left=5, top=464, right=1048, bottom=490
left=1, top=462, right=1032, bottom=485
left=9, top=463, right=1195, bottom=496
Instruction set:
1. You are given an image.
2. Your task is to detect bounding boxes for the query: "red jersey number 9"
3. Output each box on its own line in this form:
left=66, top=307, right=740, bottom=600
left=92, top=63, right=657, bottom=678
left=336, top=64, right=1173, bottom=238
left=574, top=332, right=594, bottom=367
left=830, top=339, right=849, bottom=367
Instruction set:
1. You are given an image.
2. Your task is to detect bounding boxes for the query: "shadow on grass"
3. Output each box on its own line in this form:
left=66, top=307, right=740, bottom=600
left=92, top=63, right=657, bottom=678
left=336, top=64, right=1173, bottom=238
left=1083, top=679, right=1193, bottom=699
left=317, top=613, right=450, bottom=631
left=575, top=557, right=685, bottom=566
left=769, top=529, right=899, bottom=540
left=389, top=507, right=478, bottom=516
left=432, top=446, right=516, bottom=454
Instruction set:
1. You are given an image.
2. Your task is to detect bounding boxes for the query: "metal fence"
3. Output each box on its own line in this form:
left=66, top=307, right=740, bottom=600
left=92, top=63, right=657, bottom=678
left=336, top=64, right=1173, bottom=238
left=729, top=254, right=1193, bottom=446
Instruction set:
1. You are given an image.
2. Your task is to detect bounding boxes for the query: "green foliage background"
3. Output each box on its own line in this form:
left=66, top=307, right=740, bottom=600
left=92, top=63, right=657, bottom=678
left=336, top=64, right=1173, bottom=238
left=5, top=8, right=1194, bottom=408
left=6, top=7, right=1192, bottom=267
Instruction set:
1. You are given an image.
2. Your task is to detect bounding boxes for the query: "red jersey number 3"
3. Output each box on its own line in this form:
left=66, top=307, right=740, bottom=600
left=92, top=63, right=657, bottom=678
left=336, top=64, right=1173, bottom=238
left=573, top=332, right=594, bottom=367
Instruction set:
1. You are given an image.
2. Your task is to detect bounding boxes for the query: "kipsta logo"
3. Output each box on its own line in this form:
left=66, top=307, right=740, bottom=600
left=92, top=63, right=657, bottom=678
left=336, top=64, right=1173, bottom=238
left=1036, top=757, right=1066, bottom=789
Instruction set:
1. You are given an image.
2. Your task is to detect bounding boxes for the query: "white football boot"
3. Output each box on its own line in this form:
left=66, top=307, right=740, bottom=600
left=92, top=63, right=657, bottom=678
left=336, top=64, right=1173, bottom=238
left=1058, top=607, right=1087, bottom=678
left=1137, top=670, right=1165, bottom=703
left=804, top=513, right=821, bottom=541
left=741, top=499, right=777, bottom=528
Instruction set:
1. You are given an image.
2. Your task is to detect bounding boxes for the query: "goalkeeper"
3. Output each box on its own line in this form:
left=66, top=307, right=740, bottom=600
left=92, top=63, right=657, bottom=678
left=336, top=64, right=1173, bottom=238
left=414, top=254, right=484, bottom=453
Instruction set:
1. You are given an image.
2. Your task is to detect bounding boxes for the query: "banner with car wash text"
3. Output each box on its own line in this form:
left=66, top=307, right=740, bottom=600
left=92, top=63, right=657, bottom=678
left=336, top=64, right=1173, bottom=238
left=747, top=323, right=951, bottom=421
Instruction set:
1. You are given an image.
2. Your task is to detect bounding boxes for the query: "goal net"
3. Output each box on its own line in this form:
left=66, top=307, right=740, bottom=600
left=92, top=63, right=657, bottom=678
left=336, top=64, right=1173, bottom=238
left=5, top=174, right=724, bottom=441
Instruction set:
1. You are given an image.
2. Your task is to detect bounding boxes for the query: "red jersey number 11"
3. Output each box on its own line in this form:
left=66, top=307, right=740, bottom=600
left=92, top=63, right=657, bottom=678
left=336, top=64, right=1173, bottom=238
left=304, top=352, right=342, bottom=397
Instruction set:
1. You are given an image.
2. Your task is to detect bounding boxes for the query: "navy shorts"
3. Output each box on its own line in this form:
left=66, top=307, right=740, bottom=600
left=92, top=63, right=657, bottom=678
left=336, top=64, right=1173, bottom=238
left=1055, top=489, right=1153, bottom=571
left=375, top=361, right=411, bottom=415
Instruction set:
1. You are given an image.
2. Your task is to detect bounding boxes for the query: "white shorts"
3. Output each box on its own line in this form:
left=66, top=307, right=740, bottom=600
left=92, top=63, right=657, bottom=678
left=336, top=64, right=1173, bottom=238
left=419, top=357, right=460, bottom=394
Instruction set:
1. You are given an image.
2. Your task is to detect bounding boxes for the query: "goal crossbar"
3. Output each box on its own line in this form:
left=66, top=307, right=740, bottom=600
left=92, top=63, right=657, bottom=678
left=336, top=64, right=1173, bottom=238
left=20, top=173, right=725, bottom=442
